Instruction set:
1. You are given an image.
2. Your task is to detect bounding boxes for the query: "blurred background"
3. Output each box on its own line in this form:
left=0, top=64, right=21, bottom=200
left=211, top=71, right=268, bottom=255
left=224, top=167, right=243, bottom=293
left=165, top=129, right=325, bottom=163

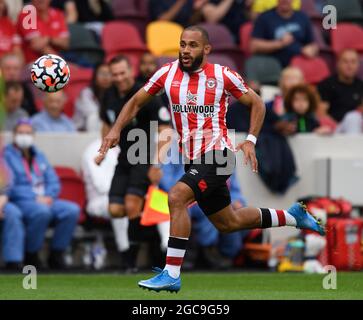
left=0, top=0, right=363, bottom=274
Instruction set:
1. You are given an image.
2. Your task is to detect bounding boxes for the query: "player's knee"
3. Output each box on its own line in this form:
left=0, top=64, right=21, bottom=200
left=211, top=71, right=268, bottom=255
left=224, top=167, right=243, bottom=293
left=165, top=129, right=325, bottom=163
left=108, top=203, right=125, bottom=218
left=125, top=199, right=143, bottom=219
left=215, top=217, right=239, bottom=233
left=168, top=186, right=188, bottom=211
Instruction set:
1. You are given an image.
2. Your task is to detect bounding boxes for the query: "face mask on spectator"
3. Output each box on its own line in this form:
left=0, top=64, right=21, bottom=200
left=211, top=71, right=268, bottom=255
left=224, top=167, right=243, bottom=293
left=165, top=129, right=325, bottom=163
left=14, top=134, right=34, bottom=149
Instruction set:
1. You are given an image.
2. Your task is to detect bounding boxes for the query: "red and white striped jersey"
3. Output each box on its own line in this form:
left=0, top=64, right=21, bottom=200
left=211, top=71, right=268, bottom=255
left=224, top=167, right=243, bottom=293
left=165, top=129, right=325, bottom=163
left=143, top=60, right=248, bottom=159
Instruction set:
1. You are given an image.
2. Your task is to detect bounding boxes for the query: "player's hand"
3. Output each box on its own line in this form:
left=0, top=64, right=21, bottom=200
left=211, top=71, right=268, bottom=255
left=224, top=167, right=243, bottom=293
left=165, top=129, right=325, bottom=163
left=235, top=140, right=258, bottom=173
left=96, top=128, right=120, bottom=165
left=148, top=166, right=163, bottom=185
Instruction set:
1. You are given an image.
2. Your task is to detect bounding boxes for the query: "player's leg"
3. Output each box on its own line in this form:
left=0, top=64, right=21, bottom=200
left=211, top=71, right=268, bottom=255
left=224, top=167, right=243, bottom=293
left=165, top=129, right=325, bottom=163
left=108, top=162, right=130, bottom=269
left=208, top=201, right=325, bottom=235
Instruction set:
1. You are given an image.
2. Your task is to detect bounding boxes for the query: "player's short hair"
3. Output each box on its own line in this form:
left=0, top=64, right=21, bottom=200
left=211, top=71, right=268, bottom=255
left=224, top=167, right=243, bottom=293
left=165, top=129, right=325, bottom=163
left=183, top=25, right=210, bottom=44
left=108, top=54, right=132, bottom=68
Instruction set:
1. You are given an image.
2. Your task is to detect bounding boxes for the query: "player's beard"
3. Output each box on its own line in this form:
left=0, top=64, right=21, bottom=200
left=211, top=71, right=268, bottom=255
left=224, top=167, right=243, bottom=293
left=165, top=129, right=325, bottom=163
left=179, top=52, right=204, bottom=72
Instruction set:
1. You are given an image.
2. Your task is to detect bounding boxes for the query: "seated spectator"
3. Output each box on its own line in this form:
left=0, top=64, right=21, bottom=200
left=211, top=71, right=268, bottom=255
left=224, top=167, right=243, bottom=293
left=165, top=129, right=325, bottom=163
left=16, top=0, right=69, bottom=64
left=4, top=0, right=23, bottom=23
left=0, top=0, right=22, bottom=59
left=335, top=98, right=363, bottom=134
left=4, top=81, right=29, bottom=131
left=227, top=66, right=305, bottom=133
left=250, top=0, right=318, bottom=67
left=0, top=160, right=24, bottom=270
left=277, top=84, right=331, bottom=134
left=317, top=49, right=363, bottom=123
left=136, top=52, right=158, bottom=84
left=73, top=63, right=112, bottom=132
left=4, top=119, right=80, bottom=269
left=149, top=0, right=206, bottom=26
left=201, top=0, right=249, bottom=42
left=251, top=0, right=301, bottom=19
left=31, top=91, right=76, bottom=132
left=0, top=53, right=37, bottom=115
left=269, top=66, right=305, bottom=116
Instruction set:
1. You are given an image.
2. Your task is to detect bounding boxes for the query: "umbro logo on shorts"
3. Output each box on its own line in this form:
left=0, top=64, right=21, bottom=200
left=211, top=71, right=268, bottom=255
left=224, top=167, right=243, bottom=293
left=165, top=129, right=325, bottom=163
left=190, top=169, right=198, bottom=176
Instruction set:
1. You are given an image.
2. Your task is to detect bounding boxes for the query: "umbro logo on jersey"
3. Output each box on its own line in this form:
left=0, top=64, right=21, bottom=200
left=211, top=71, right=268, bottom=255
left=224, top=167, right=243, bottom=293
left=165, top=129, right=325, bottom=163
left=190, top=169, right=199, bottom=176
left=171, top=80, right=181, bottom=87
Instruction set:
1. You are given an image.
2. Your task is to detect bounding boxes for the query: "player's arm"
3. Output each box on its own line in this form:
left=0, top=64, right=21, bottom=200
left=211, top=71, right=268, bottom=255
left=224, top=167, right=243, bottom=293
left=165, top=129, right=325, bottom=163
left=235, top=89, right=266, bottom=173
left=96, top=88, right=153, bottom=164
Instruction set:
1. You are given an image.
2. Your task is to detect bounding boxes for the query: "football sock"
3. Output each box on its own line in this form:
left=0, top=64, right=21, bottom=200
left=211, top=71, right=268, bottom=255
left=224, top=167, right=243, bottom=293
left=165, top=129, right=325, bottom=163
left=259, top=208, right=297, bottom=228
left=164, top=236, right=188, bottom=279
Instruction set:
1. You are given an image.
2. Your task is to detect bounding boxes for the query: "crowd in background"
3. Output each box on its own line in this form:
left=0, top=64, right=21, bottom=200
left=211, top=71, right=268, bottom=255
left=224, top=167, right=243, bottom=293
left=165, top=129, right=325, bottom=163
left=0, top=0, right=363, bottom=271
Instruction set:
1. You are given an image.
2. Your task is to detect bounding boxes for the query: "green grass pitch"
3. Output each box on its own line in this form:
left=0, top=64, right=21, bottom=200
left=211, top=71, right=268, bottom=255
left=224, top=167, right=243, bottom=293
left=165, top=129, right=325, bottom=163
left=0, top=272, right=362, bottom=300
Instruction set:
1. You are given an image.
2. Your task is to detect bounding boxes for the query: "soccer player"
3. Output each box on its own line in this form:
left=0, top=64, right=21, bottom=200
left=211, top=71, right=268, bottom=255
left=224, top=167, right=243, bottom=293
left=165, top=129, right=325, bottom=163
left=97, top=26, right=325, bottom=292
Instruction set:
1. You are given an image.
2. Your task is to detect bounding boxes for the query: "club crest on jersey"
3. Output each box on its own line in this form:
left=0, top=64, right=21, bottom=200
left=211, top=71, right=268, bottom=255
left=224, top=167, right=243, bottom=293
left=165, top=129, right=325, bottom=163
left=206, top=78, right=216, bottom=90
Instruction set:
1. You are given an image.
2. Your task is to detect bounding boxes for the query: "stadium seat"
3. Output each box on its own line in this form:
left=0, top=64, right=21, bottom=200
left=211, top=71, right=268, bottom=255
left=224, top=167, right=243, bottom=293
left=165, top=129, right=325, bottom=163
left=54, top=166, right=87, bottom=224
left=66, top=23, right=105, bottom=67
left=62, top=63, right=93, bottom=117
left=112, top=0, right=139, bottom=18
left=244, top=55, right=282, bottom=85
left=300, top=0, right=321, bottom=19
left=330, top=23, right=363, bottom=54
left=146, top=21, right=183, bottom=57
left=156, top=56, right=176, bottom=68
left=239, top=22, right=253, bottom=57
left=290, top=55, right=330, bottom=84
left=198, top=23, right=243, bottom=71
left=326, top=0, right=363, bottom=22
left=102, top=21, right=147, bottom=62
left=208, top=54, right=238, bottom=72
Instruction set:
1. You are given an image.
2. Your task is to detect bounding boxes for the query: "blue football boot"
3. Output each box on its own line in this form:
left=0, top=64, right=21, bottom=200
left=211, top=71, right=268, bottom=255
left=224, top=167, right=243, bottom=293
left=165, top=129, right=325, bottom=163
left=138, top=267, right=181, bottom=293
left=288, top=202, right=325, bottom=236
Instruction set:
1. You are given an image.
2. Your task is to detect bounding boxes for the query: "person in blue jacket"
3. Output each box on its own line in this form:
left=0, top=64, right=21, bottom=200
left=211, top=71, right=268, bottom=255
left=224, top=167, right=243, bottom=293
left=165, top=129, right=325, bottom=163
left=3, top=119, right=80, bottom=269
left=0, top=160, right=24, bottom=270
left=159, top=137, right=249, bottom=269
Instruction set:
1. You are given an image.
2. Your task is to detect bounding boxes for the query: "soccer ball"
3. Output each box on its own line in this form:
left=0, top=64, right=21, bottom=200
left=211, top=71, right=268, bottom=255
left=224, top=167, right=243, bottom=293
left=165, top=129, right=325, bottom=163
left=31, top=54, right=70, bottom=92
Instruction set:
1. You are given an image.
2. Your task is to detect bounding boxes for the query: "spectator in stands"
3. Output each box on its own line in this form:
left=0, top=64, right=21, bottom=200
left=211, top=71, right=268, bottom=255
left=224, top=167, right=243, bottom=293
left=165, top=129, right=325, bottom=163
left=0, top=161, right=25, bottom=270
left=0, top=0, right=22, bottom=59
left=4, top=119, right=80, bottom=269
left=201, top=0, right=249, bottom=42
left=317, top=49, right=363, bottom=123
left=136, top=52, right=158, bottom=84
left=149, top=0, right=207, bottom=26
left=277, top=84, right=331, bottom=134
left=31, top=91, right=76, bottom=132
left=250, top=0, right=318, bottom=67
left=73, top=63, right=112, bottom=132
left=50, top=1, right=78, bottom=23
left=335, top=97, right=363, bottom=134
left=0, top=53, right=37, bottom=115
left=4, top=81, right=29, bottom=131
left=16, top=0, right=69, bottom=64
left=4, top=0, right=23, bottom=23
left=250, top=0, right=301, bottom=19
left=227, top=66, right=305, bottom=133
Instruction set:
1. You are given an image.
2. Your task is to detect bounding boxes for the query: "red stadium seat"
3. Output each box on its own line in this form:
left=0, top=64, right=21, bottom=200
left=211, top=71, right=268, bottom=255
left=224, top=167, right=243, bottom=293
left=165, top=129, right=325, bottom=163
left=102, top=21, right=147, bottom=62
left=208, top=54, right=238, bottom=72
left=62, top=63, right=93, bottom=117
left=54, top=166, right=87, bottom=224
left=331, top=23, right=363, bottom=55
left=290, top=55, right=330, bottom=84
left=198, top=23, right=243, bottom=71
left=239, top=22, right=253, bottom=57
